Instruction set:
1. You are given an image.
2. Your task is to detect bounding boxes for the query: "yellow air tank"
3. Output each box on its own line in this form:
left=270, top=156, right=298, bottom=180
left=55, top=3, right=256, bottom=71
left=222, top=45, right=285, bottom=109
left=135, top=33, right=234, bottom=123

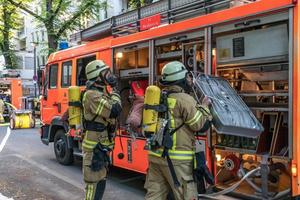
left=68, top=86, right=81, bottom=128
left=142, top=85, right=161, bottom=135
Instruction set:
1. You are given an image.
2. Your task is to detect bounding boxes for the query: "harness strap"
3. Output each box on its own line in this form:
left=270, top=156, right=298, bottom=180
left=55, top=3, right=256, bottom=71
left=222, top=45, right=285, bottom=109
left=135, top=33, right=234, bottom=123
left=166, top=153, right=181, bottom=187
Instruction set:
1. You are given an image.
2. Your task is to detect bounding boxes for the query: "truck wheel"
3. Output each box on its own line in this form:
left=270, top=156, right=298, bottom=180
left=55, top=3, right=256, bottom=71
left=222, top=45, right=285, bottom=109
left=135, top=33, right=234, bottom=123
left=10, top=118, right=15, bottom=129
left=54, top=129, right=73, bottom=165
left=30, top=116, right=35, bottom=128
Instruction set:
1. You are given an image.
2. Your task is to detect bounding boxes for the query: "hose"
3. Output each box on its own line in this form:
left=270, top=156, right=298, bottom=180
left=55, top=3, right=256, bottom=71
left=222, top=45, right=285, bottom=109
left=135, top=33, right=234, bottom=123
left=239, top=165, right=262, bottom=193
left=198, top=167, right=261, bottom=199
left=272, top=189, right=291, bottom=200
left=4, top=102, right=16, bottom=110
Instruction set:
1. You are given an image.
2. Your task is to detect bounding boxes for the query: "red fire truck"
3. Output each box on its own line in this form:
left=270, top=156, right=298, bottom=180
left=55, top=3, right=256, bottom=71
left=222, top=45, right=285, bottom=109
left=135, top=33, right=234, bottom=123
left=40, top=0, right=300, bottom=198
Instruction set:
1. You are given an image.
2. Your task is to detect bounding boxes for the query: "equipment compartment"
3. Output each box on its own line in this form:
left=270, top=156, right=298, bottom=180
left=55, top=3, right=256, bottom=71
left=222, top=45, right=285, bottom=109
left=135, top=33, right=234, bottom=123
left=211, top=21, right=291, bottom=198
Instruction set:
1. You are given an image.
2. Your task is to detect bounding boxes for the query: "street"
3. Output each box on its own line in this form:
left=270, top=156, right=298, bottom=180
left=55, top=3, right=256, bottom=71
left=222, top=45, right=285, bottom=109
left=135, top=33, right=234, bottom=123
left=0, top=126, right=145, bottom=200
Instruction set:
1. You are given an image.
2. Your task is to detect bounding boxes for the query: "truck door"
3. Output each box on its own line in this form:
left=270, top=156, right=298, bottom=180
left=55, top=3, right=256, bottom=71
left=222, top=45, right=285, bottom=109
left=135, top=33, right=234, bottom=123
left=60, top=61, right=73, bottom=114
left=41, top=63, right=60, bottom=124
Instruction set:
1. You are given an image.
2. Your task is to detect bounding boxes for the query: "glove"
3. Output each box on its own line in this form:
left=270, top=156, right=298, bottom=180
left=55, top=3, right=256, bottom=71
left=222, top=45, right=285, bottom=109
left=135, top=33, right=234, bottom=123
left=90, top=143, right=110, bottom=171
left=202, top=96, right=212, bottom=107
left=107, top=124, right=116, bottom=134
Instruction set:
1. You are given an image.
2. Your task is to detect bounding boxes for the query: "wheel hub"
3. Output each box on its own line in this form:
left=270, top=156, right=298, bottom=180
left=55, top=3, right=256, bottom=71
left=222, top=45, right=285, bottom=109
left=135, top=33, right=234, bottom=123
left=55, top=138, right=66, bottom=157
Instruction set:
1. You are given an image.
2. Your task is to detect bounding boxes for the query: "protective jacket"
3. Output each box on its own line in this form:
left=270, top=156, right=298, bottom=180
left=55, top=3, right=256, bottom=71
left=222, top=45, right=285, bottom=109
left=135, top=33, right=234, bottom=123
left=145, top=85, right=212, bottom=200
left=82, top=86, right=121, bottom=150
left=82, top=85, right=121, bottom=200
left=148, top=85, right=211, bottom=164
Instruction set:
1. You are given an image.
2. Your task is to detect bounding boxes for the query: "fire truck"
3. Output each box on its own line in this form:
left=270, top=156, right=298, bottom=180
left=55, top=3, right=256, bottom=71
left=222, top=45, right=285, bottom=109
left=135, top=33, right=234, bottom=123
left=0, top=78, right=23, bottom=121
left=40, top=0, right=300, bottom=198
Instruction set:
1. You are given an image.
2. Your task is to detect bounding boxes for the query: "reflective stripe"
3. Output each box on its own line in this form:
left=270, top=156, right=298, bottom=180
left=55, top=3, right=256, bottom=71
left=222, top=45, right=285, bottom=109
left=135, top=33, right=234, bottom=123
left=95, top=98, right=108, bottom=116
left=84, top=139, right=98, bottom=145
left=89, top=184, right=94, bottom=200
left=112, top=96, right=121, bottom=103
left=83, top=92, right=88, bottom=116
left=186, top=110, right=202, bottom=126
left=82, top=143, right=95, bottom=150
left=167, top=98, right=176, bottom=109
left=149, top=149, right=194, bottom=160
left=168, top=98, right=177, bottom=151
left=111, top=92, right=121, bottom=101
left=86, top=184, right=94, bottom=200
left=83, top=135, right=98, bottom=150
left=169, top=110, right=176, bottom=151
left=83, top=138, right=114, bottom=150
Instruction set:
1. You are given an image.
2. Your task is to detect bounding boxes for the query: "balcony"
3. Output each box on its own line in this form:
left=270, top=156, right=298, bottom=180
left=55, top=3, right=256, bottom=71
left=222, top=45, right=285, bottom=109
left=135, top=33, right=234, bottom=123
left=81, top=0, right=257, bottom=41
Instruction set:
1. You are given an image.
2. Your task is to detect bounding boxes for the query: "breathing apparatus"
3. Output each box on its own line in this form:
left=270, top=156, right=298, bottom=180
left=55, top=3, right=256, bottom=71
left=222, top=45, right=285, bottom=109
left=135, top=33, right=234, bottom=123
left=143, top=61, right=190, bottom=150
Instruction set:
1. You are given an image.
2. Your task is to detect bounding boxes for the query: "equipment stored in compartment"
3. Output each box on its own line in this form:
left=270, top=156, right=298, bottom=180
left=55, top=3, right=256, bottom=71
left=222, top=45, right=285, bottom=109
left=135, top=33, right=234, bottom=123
left=10, top=110, right=35, bottom=129
left=193, top=74, right=264, bottom=137
left=216, top=24, right=288, bottom=66
left=119, top=67, right=149, bottom=78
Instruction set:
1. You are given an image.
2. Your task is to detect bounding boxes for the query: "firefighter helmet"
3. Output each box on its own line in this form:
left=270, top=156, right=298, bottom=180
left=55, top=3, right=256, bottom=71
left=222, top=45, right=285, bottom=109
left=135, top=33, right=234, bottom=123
left=160, top=61, right=188, bottom=83
left=85, top=60, right=109, bottom=81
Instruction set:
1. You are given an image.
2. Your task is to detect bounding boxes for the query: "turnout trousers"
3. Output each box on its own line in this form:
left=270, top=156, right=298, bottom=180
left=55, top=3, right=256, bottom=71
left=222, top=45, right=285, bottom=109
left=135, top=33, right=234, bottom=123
left=83, top=130, right=112, bottom=200
left=144, top=158, right=198, bottom=200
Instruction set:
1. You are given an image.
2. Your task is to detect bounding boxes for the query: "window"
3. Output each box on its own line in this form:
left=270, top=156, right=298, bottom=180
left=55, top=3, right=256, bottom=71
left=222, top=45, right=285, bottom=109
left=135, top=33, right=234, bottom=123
left=36, top=32, right=39, bottom=42
left=41, top=31, right=45, bottom=42
left=42, top=56, right=45, bottom=65
left=76, top=55, right=96, bottom=86
left=17, top=56, right=23, bottom=69
left=49, top=64, right=58, bottom=88
left=25, top=57, right=34, bottom=69
left=31, top=33, right=34, bottom=42
left=61, top=61, right=72, bottom=87
left=37, top=57, right=40, bottom=68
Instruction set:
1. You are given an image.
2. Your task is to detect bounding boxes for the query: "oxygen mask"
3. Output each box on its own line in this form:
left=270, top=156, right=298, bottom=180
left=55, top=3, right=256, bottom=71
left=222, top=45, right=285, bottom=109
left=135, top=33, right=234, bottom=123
left=100, top=69, right=118, bottom=87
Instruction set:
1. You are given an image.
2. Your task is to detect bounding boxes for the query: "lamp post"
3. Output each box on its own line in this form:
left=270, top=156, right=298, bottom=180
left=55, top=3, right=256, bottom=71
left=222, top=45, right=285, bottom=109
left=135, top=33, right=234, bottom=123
left=31, top=42, right=37, bottom=98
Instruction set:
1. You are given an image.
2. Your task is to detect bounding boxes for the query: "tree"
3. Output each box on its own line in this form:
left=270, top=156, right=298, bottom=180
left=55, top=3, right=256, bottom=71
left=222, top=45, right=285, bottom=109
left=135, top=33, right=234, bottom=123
left=0, top=0, right=21, bottom=69
left=129, top=0, right=145, bottom=10
left=7, top=0, right=105, bottom=54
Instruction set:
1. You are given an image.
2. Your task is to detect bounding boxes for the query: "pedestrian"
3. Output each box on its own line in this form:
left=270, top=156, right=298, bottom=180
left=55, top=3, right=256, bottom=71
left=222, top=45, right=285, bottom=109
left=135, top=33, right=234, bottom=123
left=82, top=60, right=122, bottom=200
left=144, top=61, right=212, bottom=200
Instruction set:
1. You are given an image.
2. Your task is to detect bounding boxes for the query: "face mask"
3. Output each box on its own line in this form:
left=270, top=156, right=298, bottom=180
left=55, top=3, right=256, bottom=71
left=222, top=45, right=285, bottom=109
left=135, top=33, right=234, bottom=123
left=176, top=76, right=193, bottom=93
left=101, top=70, right=117, bottom=87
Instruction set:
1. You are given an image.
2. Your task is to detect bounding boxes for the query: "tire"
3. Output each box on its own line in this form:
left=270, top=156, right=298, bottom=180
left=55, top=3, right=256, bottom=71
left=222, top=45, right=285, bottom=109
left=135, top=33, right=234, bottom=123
left=30, top=116, right=35, bottom=128
left=54, top=129, right=74, bottom=165
left=10, top=118, right=15, bottom=129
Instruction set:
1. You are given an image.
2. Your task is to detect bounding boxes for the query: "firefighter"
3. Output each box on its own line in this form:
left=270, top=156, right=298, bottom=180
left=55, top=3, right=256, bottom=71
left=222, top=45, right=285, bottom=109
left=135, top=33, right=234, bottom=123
left=144, top=61, right=212, bottom=200
left=0, top=98, right=5, bottom=123
left=82, top=60, right=122, bottom=200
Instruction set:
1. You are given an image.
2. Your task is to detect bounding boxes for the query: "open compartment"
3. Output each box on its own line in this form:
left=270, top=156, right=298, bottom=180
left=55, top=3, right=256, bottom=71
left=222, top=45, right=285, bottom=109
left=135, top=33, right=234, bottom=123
left=154, top=31, right=205, bottom=82
left=112, top=43, right=150, bottom=172
left=114, top=42, right=149, bottom=131
left=211, top=17, right=291, bottom=198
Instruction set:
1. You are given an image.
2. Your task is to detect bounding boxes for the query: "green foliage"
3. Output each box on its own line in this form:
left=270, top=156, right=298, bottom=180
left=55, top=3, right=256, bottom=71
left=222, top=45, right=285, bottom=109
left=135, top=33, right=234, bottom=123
left=0, top=0, right=23, bottom=69
left=129, top=0, right=145, bottom=9
left=7, top=0, right=106, bottom=54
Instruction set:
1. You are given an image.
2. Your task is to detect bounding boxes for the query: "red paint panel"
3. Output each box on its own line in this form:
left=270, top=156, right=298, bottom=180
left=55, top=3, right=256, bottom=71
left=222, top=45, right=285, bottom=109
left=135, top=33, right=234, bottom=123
left=292, top=1, right=300, bottom=197
left=113, top=135, right=148, bottom=174
left=140, top=14, right=161, bottom=31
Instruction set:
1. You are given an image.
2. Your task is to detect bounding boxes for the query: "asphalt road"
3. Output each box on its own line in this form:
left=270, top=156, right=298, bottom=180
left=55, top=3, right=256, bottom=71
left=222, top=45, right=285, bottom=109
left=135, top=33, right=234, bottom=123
left=0, top=126, right=145, bottom=200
